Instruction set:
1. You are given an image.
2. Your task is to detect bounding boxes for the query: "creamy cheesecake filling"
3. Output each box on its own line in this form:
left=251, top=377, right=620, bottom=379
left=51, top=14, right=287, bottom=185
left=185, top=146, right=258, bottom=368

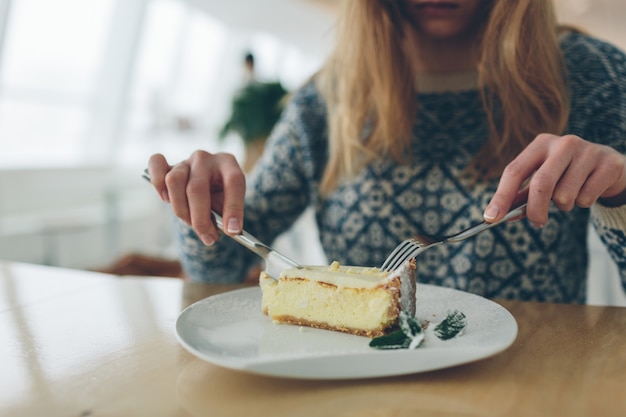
left=260, top=260, right=416, bottom=338
left=262, top=279, right=397, bottom=333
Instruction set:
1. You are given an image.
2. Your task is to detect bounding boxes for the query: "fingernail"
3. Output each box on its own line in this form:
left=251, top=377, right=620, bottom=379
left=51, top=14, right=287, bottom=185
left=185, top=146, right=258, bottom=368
left=200, top=234, right=215, bottom=246
left=161, top=190, right=169, bottom=202
left=483, top=205, right=499, bottom=221
left=532, top=222, right=545, bottom=229
left=227, top=218, right=241, bottom=234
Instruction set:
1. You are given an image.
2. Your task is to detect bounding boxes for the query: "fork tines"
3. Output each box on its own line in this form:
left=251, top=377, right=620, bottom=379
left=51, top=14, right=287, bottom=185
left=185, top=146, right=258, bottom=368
left=381, top=239, right=423, bottom=272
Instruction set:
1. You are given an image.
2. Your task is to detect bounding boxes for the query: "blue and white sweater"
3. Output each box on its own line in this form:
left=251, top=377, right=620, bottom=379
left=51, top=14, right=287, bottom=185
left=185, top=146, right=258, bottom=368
left=175, top=32, right=626, bottom=303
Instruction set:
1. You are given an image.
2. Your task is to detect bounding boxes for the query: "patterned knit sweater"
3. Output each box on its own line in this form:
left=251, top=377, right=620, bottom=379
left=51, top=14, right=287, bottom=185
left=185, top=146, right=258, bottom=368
left=175, top=32, right=626, bottom=303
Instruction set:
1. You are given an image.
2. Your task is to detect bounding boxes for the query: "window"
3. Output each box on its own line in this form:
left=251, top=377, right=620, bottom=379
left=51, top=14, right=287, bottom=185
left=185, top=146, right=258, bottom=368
left=0, top=0, right=115, bottom=167
left=0, top=0, right=328, bottom=169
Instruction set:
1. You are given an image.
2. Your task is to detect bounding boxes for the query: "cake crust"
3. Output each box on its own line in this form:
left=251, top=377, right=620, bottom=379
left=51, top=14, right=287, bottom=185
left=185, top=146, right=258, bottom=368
left=267, top=314, right=393, bottom=338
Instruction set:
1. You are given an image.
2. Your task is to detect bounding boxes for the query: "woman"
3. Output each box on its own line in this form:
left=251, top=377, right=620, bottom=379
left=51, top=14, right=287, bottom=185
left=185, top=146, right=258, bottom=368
left=148, top=0, right=626, bottom=302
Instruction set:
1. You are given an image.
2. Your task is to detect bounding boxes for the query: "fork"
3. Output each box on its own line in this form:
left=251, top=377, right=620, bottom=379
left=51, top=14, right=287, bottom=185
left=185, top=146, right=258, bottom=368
left=381, top=202, right=528, bottom=272
left=142, top=169, right=300, bottom=280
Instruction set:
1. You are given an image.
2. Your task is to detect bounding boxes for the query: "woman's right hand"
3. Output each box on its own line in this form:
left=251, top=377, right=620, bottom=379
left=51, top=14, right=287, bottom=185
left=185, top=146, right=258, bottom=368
left=147, top=151, right=246, bottom=246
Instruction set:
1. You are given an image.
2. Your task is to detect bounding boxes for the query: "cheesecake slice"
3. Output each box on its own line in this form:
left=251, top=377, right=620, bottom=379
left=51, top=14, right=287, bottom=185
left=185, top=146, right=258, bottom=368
left=260, top=260, right=416, bottom=337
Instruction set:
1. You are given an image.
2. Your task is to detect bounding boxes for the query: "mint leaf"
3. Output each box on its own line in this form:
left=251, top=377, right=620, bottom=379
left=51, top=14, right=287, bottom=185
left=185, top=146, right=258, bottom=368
left=398, top=311, right=425, bottom=349
left=434, top=310, right=467, bottom=340
left=369, top=312, right=424, bottom=350
left=368, top=330, right=410, bottom=350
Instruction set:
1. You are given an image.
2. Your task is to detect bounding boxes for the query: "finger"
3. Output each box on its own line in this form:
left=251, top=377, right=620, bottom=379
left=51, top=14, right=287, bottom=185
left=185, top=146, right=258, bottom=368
left=484, top=134, right=554, bottom=222
left=512, top=187, right=530, bottom=207
left=501, top=187, right=530, bottom=222
left=165, top=163, right=193, bottom=226
left=525, top=138, right=579, bottom=226
left=147, top=153, right=171, bottom=202
left=580, top=151, right=626, bottom=207
left=186, top=153, right=219, bottom=245
left=551, top=146, right=599, bottom=211
left=213, top=153, right=246, bottom=236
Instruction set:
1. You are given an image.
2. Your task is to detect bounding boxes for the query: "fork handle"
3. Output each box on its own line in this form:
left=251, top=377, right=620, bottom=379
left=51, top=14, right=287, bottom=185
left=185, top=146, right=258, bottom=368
left=212, top=211, right=271, bottom=257
left=446, top=203, right=528, bottom=243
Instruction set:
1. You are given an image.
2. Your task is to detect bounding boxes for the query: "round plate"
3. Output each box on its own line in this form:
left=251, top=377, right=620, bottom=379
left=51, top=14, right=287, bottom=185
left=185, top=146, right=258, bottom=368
left=175, top=284, right=517, bottom=379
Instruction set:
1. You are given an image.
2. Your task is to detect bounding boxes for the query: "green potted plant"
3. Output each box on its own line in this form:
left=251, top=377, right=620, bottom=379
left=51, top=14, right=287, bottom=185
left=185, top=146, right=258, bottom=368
left=219, top=81, right=288, bottom=172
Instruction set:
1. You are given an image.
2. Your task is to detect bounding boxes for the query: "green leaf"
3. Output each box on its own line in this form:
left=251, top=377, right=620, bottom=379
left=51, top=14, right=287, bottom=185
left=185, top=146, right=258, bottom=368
left=370, top=312, right=425, bottom=350
left=434, top=310, right=467, bottom=340
left=369, top=330, right=410, bottom=350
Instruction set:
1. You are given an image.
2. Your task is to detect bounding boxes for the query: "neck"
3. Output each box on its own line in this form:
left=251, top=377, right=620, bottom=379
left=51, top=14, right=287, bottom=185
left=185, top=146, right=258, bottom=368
left=404, top=31, right=480, bottom=74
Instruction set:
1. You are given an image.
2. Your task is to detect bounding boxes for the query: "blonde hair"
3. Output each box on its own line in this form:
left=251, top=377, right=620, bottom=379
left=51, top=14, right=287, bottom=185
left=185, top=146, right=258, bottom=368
left=317, top=0, right=570, bottom=193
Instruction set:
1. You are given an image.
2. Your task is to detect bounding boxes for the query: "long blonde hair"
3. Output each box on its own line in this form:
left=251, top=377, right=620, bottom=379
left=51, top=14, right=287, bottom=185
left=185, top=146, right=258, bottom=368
left=317, top=0, right=570, bottom=193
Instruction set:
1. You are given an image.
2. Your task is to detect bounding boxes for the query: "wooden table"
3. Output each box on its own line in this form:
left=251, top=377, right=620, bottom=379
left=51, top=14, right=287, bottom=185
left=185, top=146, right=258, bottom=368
left=1, top=261, right=625, bottom=417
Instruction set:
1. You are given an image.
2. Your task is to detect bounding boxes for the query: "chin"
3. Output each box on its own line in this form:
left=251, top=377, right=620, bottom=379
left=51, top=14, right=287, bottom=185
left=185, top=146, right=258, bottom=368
left=416, top=22, right=470, bottom=40
left=406, top=0, right=485, bottom=41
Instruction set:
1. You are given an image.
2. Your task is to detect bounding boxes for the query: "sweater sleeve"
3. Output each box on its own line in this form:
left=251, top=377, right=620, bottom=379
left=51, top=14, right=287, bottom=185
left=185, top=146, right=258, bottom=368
left=175, top=81, right=326, bottom=283
left=590, top=204, right=626, bottom=289
left=585, top=47, right=626, bottom=293
left=563, top=33, right=626, bottom=291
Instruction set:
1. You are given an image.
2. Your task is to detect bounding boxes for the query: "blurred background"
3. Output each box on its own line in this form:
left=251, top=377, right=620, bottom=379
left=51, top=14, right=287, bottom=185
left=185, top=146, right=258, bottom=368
left=0, top=0, right=624, bottom=305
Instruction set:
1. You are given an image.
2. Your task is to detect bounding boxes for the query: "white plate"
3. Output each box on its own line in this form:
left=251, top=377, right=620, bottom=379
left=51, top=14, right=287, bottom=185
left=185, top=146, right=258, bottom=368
left=175, top=284, right=518, bottom=379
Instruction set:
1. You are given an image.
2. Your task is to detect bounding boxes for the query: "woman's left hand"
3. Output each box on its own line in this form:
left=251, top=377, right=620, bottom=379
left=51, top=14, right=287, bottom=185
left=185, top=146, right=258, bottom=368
left=484, top=133, right=626, bottom=227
